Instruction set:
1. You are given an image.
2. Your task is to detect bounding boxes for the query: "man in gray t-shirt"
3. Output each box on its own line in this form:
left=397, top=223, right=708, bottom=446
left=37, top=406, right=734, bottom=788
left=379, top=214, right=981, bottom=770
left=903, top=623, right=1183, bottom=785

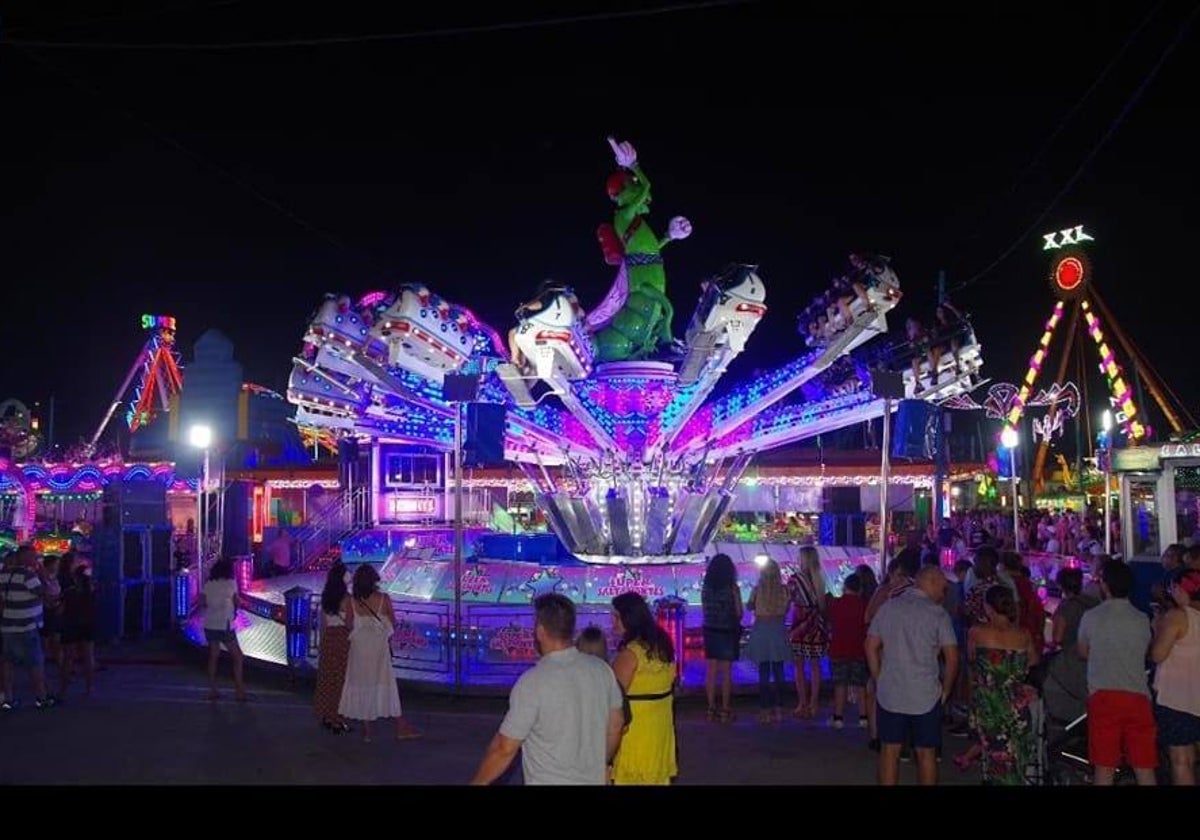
left=471, top=594, right=624, bottom=785
left=866, top=566, right=958, bottom=786
left=1077, top=560, right=1157, bottom=785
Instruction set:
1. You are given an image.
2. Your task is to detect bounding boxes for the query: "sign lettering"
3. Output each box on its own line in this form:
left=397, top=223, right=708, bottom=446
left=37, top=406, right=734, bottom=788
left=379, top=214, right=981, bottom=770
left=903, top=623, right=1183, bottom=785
left=1160, top=443, right=1200, bottom=460
left=1042, top=224, right=1095, bottom=250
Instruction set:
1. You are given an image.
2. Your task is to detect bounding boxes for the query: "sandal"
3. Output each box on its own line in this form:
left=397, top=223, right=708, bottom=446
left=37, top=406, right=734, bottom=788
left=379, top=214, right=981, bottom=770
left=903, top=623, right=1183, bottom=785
left=705, top=706, right=718, bottom=722
left=717, top=708, right=735, bottom=723
left=757, top=710, right=773, bottom=724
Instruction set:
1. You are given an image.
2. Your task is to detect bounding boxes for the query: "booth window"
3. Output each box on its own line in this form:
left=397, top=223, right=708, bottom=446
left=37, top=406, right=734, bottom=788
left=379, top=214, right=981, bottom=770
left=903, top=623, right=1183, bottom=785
left=1128, top=479, right=1160, bottom=557
left=1174, top=466, right=1200, bottom=545
left=385, top=453, right=441, bottom=488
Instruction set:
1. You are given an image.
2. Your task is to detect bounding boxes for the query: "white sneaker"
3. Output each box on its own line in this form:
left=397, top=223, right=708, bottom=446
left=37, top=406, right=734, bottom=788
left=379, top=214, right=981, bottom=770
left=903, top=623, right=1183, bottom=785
left=831, top=716, right=845, bottom=730
left=858, top=716, right=869, bottom=729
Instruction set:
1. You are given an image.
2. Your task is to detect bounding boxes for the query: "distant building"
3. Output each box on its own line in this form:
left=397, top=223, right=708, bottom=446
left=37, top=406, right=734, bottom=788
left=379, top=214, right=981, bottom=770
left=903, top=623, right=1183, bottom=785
left=131, top=328, right=311, bottom=469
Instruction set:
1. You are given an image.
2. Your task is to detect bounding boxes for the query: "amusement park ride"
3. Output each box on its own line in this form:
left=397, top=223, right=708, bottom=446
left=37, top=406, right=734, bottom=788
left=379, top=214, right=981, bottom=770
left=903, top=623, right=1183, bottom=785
left=84, top=314, right=184, bottom=457
left=943, top=224, right=1197, bottom=494
left=286, top=137, right=986, bottom=565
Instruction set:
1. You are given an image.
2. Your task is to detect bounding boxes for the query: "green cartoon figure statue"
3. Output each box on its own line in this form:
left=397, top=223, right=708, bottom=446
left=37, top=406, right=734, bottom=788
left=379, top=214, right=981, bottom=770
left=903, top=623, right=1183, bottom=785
left=590, top=136, right=692, bottom=363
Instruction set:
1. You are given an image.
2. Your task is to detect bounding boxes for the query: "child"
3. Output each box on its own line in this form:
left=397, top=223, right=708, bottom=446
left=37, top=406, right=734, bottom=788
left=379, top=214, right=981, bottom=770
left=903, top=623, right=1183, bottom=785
left=577, top=625, right=619, bottom=784
left=827, top=572, right=871, bottom=730
left=576, top=625, right=609, bottom=661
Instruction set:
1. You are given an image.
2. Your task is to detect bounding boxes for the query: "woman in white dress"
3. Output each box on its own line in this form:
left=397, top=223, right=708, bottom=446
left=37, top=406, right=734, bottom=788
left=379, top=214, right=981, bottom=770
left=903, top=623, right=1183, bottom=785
left=338, top=564, right=421, bottom=742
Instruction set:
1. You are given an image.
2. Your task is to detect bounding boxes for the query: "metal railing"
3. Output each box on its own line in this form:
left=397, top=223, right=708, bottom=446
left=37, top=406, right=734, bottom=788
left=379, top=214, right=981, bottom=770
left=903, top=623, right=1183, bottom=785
left=293, top=486, right=370, bottom=570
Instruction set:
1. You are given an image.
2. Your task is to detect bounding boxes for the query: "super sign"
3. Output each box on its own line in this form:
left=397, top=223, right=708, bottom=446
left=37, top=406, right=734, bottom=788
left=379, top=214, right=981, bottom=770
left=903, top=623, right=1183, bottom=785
left=141, top=314, right=177, bottom=331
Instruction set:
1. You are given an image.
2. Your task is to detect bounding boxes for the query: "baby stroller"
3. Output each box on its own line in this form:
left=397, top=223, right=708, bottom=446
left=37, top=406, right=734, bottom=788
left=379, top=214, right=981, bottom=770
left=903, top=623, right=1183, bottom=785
left=1034, top=650, right=1091, bottom=785
left=1036, top=653, right=1159, bottom=785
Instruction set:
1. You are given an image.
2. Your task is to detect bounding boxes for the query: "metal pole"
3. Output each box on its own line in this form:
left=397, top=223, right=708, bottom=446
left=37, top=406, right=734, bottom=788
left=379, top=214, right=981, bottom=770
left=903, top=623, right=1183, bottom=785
left=199, top=449, right=209, bottom=580
left=1104, top=448, right=1113, bottom=555
left=215, top=458, right=224, bottom=561
left=453, top=401, right=464, bottom=692
left=879, top=397, right=891, bottom=575
left=1012, top=472, right=1020, bottom=552
left=933, top=406, right=946, bottom=524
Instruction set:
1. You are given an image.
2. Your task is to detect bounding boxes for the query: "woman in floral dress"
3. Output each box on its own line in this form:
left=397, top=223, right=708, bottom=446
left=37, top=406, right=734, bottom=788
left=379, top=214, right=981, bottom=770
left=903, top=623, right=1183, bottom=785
left=789, top=546, right=829, bottom=719
left=965, top=585, right=1041, bottom=784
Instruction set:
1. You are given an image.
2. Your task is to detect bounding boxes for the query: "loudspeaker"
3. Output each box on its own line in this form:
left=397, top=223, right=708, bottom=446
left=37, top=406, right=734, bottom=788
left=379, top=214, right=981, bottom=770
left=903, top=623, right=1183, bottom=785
left=103, top=482, right=167, bottom=528
left=122, top=529, right=147, bottom=579
left=846, top=515, right=867, bottom=547
left=443, top=374, right=480, bottom=402
left=222, top=482, right=252, bottom=558
left=822, top=486, right=861, bottom=514
left=891, top=399, right=937, bottom=460
left=338, top=437, right=360, bottom=464
left=150, top=526, right=173, bottom=577
left=871, top=369, right=906, bottom=399
left=463, top=403, right=507, bottom=468
left=818, top=513, right=837, bottom=545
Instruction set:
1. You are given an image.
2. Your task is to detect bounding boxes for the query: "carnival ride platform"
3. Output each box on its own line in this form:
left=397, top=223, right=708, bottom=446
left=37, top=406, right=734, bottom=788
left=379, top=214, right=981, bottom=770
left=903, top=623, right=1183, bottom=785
left=183, top=542, right=876, bottom=692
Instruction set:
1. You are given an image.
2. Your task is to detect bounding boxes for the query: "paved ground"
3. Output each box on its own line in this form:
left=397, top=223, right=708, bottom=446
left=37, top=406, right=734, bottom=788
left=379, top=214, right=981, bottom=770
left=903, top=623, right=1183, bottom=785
left=0, top=637, right=977, bottom=785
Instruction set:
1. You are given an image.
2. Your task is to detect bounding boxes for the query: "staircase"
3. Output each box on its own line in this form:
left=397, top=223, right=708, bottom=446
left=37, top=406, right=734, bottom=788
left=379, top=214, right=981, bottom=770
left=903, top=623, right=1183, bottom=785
left=294, top=486, right=370, bottom=572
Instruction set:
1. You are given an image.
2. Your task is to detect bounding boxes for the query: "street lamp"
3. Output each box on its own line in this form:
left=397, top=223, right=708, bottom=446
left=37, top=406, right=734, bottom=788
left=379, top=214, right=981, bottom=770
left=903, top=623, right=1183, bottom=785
left=1101, top=410, right=1113, bottom=555
left=189, top=424, right=213, bottom=580
left=1001, top=426, right=1020, bottom=550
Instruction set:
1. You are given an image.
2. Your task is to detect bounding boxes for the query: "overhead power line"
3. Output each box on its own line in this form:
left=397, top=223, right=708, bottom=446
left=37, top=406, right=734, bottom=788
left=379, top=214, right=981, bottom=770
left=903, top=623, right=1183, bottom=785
left=952, top=1, right=1200, bottom=295
left=0, top=0, right=759, bottom=50
left=1000, top=2, right=1164, bottom=201
left=2, top=0, right=248, bottom=36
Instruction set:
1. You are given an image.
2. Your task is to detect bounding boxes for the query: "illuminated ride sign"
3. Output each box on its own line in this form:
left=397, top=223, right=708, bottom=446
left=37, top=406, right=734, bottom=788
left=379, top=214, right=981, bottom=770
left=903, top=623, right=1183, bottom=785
left=1048, top=250, right=1091, bottom=301
left=140, top=314, right=177, bottom=332
left=386, top=495, right=438, bottom=517
left=1042, top=224, right=1094, bottom=251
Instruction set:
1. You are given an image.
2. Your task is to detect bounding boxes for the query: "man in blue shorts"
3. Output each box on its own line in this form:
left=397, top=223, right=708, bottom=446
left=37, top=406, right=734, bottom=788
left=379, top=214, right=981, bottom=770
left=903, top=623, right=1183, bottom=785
left=866, top=565, right=959, bottom=785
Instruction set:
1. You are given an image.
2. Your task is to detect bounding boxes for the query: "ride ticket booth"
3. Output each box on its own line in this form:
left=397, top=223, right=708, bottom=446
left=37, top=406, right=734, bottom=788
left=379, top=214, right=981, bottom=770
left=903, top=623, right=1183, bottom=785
left=1112, top=442, right=1200, bottom=606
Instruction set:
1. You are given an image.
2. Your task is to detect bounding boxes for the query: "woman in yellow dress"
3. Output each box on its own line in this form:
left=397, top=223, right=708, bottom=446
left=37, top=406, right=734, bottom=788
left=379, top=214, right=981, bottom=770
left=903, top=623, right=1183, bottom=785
left=610, top=592, right=678, bottom=785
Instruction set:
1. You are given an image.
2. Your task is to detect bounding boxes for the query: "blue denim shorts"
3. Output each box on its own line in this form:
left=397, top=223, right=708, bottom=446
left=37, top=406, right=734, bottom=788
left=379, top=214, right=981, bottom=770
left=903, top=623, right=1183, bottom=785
left=2, top=631, right=45, bottom=669
left=877, top=700, right=943, bottom=749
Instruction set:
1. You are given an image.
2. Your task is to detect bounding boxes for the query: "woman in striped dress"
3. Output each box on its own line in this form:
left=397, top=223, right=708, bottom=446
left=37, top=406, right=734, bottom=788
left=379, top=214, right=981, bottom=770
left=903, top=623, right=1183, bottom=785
left=314, top=561, right=352, bottom=733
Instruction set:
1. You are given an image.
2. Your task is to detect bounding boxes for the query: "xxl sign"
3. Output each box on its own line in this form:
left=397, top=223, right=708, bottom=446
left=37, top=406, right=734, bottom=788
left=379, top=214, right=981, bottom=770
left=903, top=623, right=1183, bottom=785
left=1042, top=225, right=1095, bottom=250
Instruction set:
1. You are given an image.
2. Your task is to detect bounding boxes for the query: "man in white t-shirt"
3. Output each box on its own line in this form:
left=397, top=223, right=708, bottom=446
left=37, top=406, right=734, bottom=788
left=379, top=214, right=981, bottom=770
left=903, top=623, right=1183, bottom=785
left=471, top=594, right=625, bottom=785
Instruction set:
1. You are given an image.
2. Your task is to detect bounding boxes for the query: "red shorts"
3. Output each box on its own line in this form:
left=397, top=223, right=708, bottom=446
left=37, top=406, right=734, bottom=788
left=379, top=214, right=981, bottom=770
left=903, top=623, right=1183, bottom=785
left=1087, top=690, right=1158, bottom=770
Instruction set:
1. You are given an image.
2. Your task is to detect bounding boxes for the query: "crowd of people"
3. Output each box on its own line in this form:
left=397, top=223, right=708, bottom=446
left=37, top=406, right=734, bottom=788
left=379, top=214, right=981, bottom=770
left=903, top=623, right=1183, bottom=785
left=917, top=507, right=1116, bottom=563
left=899, top=301, right=969, bottom=388
left=9, top=512, right=1199, bottom=787
left=799, top=253, right=895, bottom=349
left=0, top=546, right=97, bottom=710
left=451, top=533, right=1200, bottom=786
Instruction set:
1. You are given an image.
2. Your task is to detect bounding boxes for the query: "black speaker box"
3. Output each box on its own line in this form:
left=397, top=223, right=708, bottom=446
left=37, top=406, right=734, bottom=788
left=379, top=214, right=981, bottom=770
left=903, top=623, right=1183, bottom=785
left=822, top=486, right=861, bottom=514
left=463, top=403, right=507, bottom=468
left=103, top=482, right=167, bottom=528
left=845, top=515, right=867, bottom=547
left=891, top=399, right=937, bottom=460
left=338, top=437, right=360, bottom=464
left=443, top=374, right=481, bottom=402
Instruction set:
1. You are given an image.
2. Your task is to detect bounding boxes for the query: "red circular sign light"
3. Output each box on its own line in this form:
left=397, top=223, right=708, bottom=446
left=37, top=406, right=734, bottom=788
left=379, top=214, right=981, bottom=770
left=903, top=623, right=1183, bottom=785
left=1054, top=256, right=1085, bottom=291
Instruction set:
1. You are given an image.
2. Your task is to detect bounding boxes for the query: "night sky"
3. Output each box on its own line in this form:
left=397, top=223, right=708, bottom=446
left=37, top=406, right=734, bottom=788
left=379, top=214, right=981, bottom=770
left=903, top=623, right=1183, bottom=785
left=2, top=1, right=1197, bottom=450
